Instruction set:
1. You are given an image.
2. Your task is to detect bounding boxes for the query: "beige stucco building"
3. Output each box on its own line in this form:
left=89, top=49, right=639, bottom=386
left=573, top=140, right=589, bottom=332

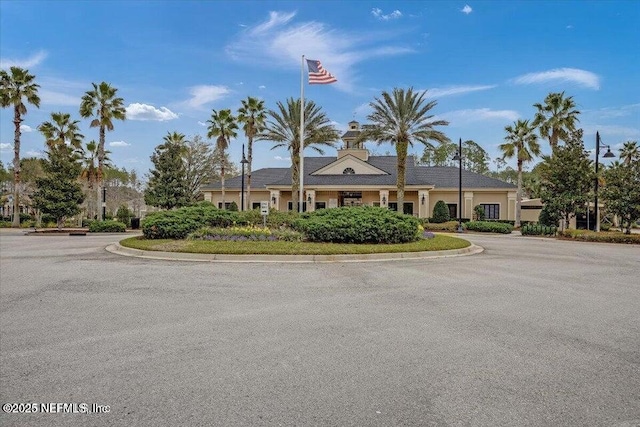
left=201, top=121, right=518, bottom=220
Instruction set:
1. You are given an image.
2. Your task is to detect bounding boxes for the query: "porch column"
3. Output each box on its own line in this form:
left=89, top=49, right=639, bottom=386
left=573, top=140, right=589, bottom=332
left=507, top=192, right=517, bottom=220
left=418, top=190, right=430, bottom=219
left=464, top=191, right=474, bottom=219
left=270, top=191, right=280, bottom=211
left=306, top=190, right=316, bottom=212
left=379, top=190, right=389, bottom=208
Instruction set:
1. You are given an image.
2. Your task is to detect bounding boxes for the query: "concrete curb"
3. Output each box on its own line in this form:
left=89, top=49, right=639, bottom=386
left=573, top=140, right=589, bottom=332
left=105, top=242, right=484, bottom=263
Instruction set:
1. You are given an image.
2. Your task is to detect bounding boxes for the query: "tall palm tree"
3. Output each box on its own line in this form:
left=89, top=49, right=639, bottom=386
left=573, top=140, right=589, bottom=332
left=38, top=112, right=84, bottom=150
left=532, top=91, right=580, bottom=154
left=0, top=67, right=40, bottom=227
left=499, top=119, right=541, bottom=227
left=79, top=140, right=111, bottom=219
left=237, top=96, right=266, bottom=210
left=207, top=109, right=238, bottom=209
left=260, top=98, right=339, bottom=212
left=363, top=87, right=449, bottom=213
left=619, top=140, right=639, bottom=165
left=79, top=82, right=126, bottom=220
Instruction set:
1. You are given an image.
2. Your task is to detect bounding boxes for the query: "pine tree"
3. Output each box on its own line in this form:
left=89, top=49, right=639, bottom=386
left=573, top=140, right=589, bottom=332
left=32, top=145, right=85, bottom=229
left=144, top=132, right=190, bottom=210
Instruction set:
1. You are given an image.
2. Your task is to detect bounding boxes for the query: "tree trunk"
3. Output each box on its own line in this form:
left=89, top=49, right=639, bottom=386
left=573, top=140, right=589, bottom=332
left=290, top=150, right=300, bottom=213
left=550, top=129, right=558, bottom=154
left=220, top=164, right=225, bottom=209
left=396, top=141, right=408, bottom=213
left=247, top=136, right=252, bottom=210
left=12, top=107, right=21, bottom=227
left=97, top=124, right=105, bottom=220
left=516, top=159, right=523, bottom=227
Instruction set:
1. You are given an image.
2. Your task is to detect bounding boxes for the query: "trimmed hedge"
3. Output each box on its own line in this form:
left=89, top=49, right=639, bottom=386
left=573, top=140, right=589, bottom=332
left=142, top=203, right=239, bottom=239
left=293, top=206, right=420, bottom=244
left=423, top=221, right=464, bottom=232
left=521, top=223, right=557, bottom=236
left=89, top=220, right=127, bottom=232
left=465, top=221, right=513, bottom=234
left=558, top=230, right=640, bottom=244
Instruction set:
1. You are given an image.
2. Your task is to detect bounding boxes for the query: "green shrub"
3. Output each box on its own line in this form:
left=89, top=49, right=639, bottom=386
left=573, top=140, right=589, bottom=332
left=521, top=223, right=557, bottom=236
left=465, top=221, right=513, bottom=234
left=228, top=201, right=238, bottom=211
left=432, top=200, right=450, bottom=223
left=41, top=213, right=56, bottom=224
left=19, top=213, right=33, bottom=223
left=89, top=220, right=126, bottom=232
left=188, top=225, right=303, bottom=242
left=293, top=206, right=420, bottom=244
left=236, top=209, right=300, bottom=229
left=538, top=205, right=559, bottom=227
left=600, top=223, right=611, bottom=232
left=423, top=221, right=464, bottom=232
left=142, top=203, right=240, bottom=239
left=558, top=230, right=640, bottom=244
left=82, top=218, right=96, bottom=228
left=0, top=221, right=12, bottom=228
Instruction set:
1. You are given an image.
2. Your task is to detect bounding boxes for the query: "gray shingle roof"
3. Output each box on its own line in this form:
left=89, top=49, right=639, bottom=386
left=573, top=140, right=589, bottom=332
left=202, top=156, right=515, bottom=190
left=341, top=130, right=360, bottom=139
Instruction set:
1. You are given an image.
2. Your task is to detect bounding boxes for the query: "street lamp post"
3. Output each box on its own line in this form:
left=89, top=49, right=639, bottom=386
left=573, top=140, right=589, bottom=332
left=595, top=131, right=614, bottom=232
left=240, top=144, right=249, bottom=212
left=452, top=138, right=464, bottom=233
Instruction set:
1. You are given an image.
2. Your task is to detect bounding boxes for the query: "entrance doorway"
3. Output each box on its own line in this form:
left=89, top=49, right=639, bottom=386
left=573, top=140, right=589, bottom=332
left=339, top=191, right=362, bottom=207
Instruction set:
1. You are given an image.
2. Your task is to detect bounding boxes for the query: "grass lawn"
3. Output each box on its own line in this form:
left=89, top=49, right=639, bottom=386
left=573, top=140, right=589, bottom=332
left=120, top=234, right=470, bottom=255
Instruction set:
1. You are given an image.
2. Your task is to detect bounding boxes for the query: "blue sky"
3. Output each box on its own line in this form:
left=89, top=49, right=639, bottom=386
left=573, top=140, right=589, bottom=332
left=1, top=0, right=638, bottom=177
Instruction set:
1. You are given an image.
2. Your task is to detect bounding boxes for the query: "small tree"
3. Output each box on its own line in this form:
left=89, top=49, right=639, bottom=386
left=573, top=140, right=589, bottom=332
left=228, top=201, right=238, bottom=211
left=144, top=132, right=190, bottom=210
left=602, top=161, right=640, bottom=234
left=474, top=204, right=485, bottom=221
left=116, top=205, right=132, bottom=227
left=32, top=145, right=84, bottom=229
left=540, top=135, right=593, bottom=230
left=432, top=200, right=450, bottom=223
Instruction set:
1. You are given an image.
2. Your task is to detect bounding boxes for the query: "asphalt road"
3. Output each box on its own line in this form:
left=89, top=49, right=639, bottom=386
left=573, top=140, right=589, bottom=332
left=1, top=230, right=639, bottom=426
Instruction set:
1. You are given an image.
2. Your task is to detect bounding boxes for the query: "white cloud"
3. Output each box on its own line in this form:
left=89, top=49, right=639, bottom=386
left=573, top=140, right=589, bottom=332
left=25, top=150, right=44, bottom=158
left=39, top=90, right=81, bottom=106
left=0, top=50, right=47, bottom=69
left=226, top=11, right=414, bottom=91
left=513, top=68, right=600, bottom=90
left=461, top=5, right=473, bottom=14
left=566, top=25, right=574, bottom=29
left=0, top=143, right=11, bottom=151
left=439, top=108, right=520, bottom=124
left=274, top=155, right=291, bottom=161
left=109, top=141, right=131, bottom=147
left=197, top=121, right=207, bottom=127
left=582, top=125, right=640, bottom=139
left=20, top=125, right=33, bottom=132
left=180, top=85, right=230, bottom=109
left=354, top=102, right=372, bottom=118
left=259, top=85, right=266, bottom=90
left=585, top=103, right=640, bottom=120
left=126, top=103, right=178, bottom=121
left=426, top=85, right=497, bottom=98
left=371, top=8, right=402, bottom=20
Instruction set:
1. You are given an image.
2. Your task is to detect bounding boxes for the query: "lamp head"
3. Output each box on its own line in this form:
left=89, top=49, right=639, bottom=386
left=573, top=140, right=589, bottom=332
left=603, top=147, right=615, bottom=158
left=453, top=151, right=461, bottom=161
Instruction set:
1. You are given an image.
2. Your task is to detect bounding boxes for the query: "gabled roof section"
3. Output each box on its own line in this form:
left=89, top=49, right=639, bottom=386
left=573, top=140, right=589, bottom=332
left=200, top=168, right=289, bottom=190
left=413, top=166, right=517, bottom=189
left=310, top=154, right=389, bottom=176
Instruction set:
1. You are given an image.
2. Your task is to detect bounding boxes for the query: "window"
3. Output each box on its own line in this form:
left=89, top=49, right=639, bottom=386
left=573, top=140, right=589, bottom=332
left=252, top=202, right=261, bottom=210
left=388, top=202, right=414, bottom=215
left=481, top=204, right=500, bottom=220
left=447, top=204, right=458, bottom=219
left=315, top=202, right=326, bottom=210
left=287, top=201, right=308, bottom=212
left=342, top=167, right=355, bottom=174
left=218, top=202, right=233, bottom=209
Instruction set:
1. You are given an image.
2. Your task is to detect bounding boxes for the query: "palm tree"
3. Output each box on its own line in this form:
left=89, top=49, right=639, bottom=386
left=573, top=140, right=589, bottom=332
left=38, top=112, right=84, bottom=150
left=79, top=140, right=111, bottom=219
left=619, top=140, right=639, bottom=165
left=207, top=109, right=238, bottom=209
left=237, top=97, right=266, bottom=210
left=532, top=91, right=580, bottom=154
left=79, top=82, right=126, bottom=220
left=363, top=87, right=449, bottom=213
left=499, top=119, right=541, bottom=227
left=260, top=98, right=339, bottom=212
left=0, top=67, right=40, bottom=227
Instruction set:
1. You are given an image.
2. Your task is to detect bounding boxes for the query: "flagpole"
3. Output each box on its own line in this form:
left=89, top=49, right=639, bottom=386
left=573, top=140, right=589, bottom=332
left=299, top=54, right=305, bottom=213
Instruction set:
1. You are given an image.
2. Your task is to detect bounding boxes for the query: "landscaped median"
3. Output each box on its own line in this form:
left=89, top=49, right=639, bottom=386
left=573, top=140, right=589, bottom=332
left=111, top=203, right=477, bottom=262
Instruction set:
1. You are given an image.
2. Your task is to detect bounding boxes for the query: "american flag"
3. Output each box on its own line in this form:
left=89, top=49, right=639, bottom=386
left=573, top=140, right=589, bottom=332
left=306, top=59, right=337, bottom=85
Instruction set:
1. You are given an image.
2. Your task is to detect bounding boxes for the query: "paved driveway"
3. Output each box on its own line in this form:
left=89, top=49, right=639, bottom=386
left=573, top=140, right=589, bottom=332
left=1, top=230, right=639, bottom=426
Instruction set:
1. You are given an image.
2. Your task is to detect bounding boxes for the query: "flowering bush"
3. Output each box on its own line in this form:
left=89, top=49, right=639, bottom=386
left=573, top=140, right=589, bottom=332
left=187, top=226, right=303, bottom=242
